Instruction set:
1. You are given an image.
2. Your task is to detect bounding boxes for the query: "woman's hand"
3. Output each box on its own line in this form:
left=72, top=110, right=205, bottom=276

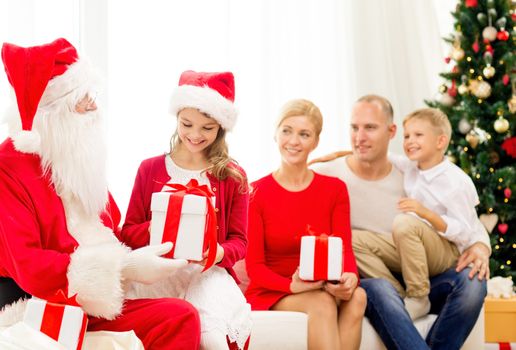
left=324, top=272, right=358, bottom=301
left=290, top=268, right=324, bottom=294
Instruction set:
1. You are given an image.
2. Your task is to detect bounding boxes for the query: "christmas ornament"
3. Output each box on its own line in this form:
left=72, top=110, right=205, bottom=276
left=466, top=0, right=478, bottom=7
left=504, top=188, right=512, bottom=199
left=503, top=74, right=510, bottom=85
left=494, top=116, right=510, bottom=133
left=447, top=153, right=457, bottom=163
left=498, top=223, right=508, bottom=235
left=458, top=84, right=469, bottom=94
left=501, top=137, right=516, bottom=158
left=472, top=39, right=480, bottom=52
left=489, top=150, right=500, bottom=164
left=439, top=93, right=455, bottom=106
left=497, top=30, right=509, bottom=40
left=477, top=13, right=488, bottom=26
left=479, top=213, right=499, bottom=233
left=483, top=65, right=496, bottom=78
left=509, top=95, right=516, bottom=114
left=448, top=80, right=457, bottom=97
left=444, top=57, right=451, bottom=64
left=466, top=131, right=480, bottom=148
left=482, top=26, right=498, bottom=41
left=458, top=118, right=473, bottom=134
left=451, top=47, right=465, bottom=61
left=470, top=80, right=492, bottom=99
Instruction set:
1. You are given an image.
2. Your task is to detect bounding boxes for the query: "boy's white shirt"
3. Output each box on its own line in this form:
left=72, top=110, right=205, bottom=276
left=388, top=153, right=491, bottom=254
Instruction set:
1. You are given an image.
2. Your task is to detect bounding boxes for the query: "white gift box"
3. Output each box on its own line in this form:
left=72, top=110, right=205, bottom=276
left=299, top=236, right=343, bottom=281
left=23, top=297, right=87, bottom=350
left=150, top=191, right=212, bottom=261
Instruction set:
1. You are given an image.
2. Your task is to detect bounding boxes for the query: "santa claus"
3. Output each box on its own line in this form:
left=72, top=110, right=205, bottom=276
left=0, top=38, right=200, bottom=349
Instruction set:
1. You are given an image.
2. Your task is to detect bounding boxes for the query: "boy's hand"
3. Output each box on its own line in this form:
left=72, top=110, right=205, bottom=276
left=397, top=197, right=427, bottom=217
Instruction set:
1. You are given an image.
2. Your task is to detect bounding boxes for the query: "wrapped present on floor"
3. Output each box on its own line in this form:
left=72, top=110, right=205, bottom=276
left=150, top=179, right=218, bottom=269
left=23, top=291, right=88, bottom=350
left=485, top=296, right=516, bottom=343
left=299, top=234, right=343, bottom=281
left=484, top=342, right=516, bottom=350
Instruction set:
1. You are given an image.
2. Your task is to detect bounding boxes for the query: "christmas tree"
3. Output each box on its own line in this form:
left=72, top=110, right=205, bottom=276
left=427, top=0, right=515, bottom=279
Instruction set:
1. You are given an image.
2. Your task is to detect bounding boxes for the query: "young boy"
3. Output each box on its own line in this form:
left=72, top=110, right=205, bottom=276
left=389, top=108, right=489, bottom=320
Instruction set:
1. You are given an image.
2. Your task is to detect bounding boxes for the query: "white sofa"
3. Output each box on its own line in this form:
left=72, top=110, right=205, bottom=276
left=234, top=261, right=484, bottom=350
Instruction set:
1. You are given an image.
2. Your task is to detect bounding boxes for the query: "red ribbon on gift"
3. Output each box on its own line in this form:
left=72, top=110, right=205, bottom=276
left=39, top=290, right=88, bottom=350
left=314, top=234, right=329, bottom=280
left=161, top=179, right=218, bottom=271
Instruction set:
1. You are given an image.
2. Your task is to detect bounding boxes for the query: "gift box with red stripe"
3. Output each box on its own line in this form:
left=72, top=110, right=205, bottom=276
left=23, top=292, right=87, bottom=350
left=299, top=235, right=343, bottom=281
left=485, top=342, right=516, bottom=350
left=150, top=179, right=218, bottom=269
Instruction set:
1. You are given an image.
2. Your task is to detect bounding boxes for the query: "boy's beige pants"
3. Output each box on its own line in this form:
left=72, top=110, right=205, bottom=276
left=352, top=213, right=459, bottom=297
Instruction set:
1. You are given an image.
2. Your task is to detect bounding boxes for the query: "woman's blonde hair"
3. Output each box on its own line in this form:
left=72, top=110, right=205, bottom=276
left=276, top=99, right=323, bottom=138
left=170, top=112, right=246, bottom=187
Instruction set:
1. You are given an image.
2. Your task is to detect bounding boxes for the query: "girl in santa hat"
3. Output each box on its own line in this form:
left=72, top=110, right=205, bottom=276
left=121, top=70, right=251, bottom=350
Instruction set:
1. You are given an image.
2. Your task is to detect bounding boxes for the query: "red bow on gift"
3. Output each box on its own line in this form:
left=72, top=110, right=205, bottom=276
left=161, top=179, right=218, bottom=271
left=303, top=225, right=343, bottom=281
left=47, top=289, right=81, bottom=307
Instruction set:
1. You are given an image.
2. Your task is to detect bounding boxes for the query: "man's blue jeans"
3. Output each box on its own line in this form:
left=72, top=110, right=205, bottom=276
left=361, top=267, right=486, bottom=350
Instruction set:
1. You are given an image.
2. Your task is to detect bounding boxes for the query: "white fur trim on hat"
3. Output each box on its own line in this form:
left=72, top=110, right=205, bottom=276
left=0, top=298, right=28, bottom=327
left=169, top=85, right=238, bottom=130
left=39, top=58, right=100, bottom=108
left=67, top=242, right=130, bottom=320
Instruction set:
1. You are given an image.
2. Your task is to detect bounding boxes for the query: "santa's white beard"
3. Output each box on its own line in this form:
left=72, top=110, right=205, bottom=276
left=35, top=107, right=108, bottom=218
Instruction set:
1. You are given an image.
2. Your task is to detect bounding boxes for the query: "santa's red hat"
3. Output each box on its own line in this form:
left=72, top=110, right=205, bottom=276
left=1, top=38, right=97, bottom=153
left=169, top=70, right=238, bottom=130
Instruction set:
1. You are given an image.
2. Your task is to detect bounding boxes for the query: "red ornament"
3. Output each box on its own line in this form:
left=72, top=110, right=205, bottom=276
left=465, top=0, right=478, bottom=7
left=497, top=30, right=509, bottom=41
left=483, top=38, right=490, bottom=44
left=504, top=188, right=512, bottom=199
left=503, top=74, right=510, bottom=85
left=498, top=223, right=508, bottom=234
left=448, top=80, right=457, bottom=97
left=485, top=44, right=494, bottom=55
left=502, top=137, right=516, bottom=158
left=472, top=41, right=480, bottom=53
left=445, top=57, right=451, bottom=64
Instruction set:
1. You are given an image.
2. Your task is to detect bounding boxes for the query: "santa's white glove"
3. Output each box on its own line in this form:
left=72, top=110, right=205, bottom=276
left=122, top=242, right=188, bottom=284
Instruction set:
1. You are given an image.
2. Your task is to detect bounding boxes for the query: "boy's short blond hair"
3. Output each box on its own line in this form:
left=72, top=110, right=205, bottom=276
left=403, top=108, right=452, bottom=149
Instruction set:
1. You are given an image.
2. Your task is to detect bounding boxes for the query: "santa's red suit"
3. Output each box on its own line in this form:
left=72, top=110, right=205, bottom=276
left=0, top=38, right=200, bottom=350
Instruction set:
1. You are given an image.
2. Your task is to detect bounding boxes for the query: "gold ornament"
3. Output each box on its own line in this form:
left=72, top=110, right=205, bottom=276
left=483, top=65, right=496, bottom=79
left=509, top=95, right=516, bottom=114
left=440, top=93, right=455, bottom=106
left=451, top=47, right=465, bottom=61
left=465, top=132, right=479, bottom=148
left=458, top=84, right=469, bottom=95
left=447, top=154, right=457, bottom=163
left=482, top=26, right=498, bottom=41
left=494, top=116, right=509, bottom=133
left=470, top=80, right=492, bottom=99
left=458, top=118, right=472, bottom=134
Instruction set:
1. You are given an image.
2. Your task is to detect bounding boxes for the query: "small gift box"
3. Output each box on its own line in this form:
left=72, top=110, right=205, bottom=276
left=150, top=179, right=218, bottom=269
left=485, top=296, right=516, bottom=343
left=23, top=291, right=88, bottom=350
left=299, top=235, right=343, bottom=281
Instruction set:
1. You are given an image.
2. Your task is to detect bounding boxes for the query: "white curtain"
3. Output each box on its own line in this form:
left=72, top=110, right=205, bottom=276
left=0, top=0, right=454, bottom=216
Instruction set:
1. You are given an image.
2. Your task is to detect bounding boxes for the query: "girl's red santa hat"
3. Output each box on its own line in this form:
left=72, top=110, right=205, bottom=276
left=1, top=38, right=98, bottom=153
left=169, top=70, right=238, bottom=131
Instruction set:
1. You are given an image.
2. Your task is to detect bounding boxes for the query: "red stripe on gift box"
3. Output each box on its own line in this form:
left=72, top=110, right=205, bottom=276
left=40, top=302, right=65, bottom=341
left=314, top=235, right=329, bottom=280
